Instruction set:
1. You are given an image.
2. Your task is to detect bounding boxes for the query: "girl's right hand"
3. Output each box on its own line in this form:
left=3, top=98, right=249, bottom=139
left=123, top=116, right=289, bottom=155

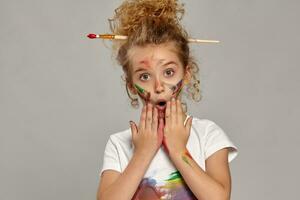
left=129, top=103, right=163, bottom=157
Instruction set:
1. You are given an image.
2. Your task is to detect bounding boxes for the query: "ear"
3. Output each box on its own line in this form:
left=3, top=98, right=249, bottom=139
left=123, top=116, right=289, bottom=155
left=183, top=65, right=192, bottom=85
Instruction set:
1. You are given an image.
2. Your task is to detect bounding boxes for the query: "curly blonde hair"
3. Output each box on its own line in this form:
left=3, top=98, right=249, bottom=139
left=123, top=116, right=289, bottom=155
left=109, top=0, right=202, bottom=111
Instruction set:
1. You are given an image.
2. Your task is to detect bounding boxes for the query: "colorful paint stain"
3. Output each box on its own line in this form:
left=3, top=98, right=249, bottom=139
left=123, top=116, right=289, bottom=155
left=171, top=79, right=183, bottom=96
left=134, top=83, right=151, bottom=101
left=132, top=177, right=163, bottom=200
left=132, top=171, right=197, bottom=200
left=164, top=79, right=183, bottom=98
left=181, top=149, right=193, bottom=167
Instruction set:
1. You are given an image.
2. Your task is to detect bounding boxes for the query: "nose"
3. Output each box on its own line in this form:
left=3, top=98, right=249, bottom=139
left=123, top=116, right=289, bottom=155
left=154, top=78, right=165, bottom=94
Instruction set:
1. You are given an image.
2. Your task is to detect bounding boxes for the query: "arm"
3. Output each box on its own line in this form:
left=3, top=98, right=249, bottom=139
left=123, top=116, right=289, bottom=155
left=97, top=103, right=165, bottom=200
left=169, top=147, right=231, bottom=200
left=97, top=150, right=155, bottom=200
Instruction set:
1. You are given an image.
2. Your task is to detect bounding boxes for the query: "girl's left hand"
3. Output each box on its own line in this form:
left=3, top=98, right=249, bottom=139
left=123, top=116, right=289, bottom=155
left=161, top=98, right=193, bottom=156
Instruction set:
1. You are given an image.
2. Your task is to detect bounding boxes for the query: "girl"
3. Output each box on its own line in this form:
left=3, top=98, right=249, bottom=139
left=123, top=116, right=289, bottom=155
left=96, top=0, right=238, bottom=199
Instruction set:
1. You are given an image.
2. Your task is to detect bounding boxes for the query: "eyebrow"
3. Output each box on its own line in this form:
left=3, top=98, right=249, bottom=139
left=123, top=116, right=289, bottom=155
left=134, top=67, right=148, bottom=74
left=133, top=61, right=178, bottom=74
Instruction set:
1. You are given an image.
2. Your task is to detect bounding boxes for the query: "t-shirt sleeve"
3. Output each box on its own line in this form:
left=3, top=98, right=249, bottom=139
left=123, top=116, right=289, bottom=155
left=99, top=135, right=122, bottom=177
left=204, top=121, right=238, bottom=163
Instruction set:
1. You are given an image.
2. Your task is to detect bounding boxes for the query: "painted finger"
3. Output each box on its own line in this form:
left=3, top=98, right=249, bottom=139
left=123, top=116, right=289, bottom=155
left=145, top=102, right=153, bottom=130
left=165, top=100, right=171, bottom=126
left=129, top=120, right=137, bottom=138
left=152, top=107, right=158, bottom=132
left=176, top=99, right=183, bottom=123
left=171, top=97, right=176, bottom=124
left=139, top=104, right=147, bottom=130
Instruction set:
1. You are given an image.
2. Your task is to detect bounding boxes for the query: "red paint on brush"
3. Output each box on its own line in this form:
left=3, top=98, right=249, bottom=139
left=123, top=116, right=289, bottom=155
left=87, top=33, right=97, bottom=39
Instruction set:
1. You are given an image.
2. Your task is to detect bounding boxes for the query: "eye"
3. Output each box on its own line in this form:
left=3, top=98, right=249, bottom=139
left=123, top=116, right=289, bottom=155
left=165, top=68, right=175, bottom=77
left=139, top=73, right=150, bottom=81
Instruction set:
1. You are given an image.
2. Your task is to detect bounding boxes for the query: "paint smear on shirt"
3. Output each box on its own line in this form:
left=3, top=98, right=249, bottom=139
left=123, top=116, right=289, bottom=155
left=132, top=170, right=197, bottom=200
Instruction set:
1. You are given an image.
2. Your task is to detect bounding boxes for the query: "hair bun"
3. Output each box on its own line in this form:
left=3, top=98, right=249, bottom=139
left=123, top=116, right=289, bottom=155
left=109, top=0, right=185, bottom=36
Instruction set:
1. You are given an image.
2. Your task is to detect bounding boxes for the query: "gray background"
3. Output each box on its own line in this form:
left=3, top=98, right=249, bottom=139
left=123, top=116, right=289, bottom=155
left=1, top=0, right=299, bottom=199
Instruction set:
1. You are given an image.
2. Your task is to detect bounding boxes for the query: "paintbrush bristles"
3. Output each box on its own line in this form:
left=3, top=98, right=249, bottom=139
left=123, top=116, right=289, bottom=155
left=87, top=34, right=220, bottom=44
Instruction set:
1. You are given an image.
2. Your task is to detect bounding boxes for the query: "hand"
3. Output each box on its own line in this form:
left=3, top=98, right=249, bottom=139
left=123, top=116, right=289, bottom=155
left=162, top=98, right=193, bottom=156
left=129, top=103, right=163, bottom=157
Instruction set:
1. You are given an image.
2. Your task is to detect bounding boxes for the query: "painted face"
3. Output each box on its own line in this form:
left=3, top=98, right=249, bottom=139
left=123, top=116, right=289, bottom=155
left=134, top=83, right=151, bottom=101
left=129, top=42, right=186, bottom=109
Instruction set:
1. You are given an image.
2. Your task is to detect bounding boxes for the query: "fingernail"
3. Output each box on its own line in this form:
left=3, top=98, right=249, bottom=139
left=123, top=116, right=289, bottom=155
left=172, top=97, right=175, bottom=101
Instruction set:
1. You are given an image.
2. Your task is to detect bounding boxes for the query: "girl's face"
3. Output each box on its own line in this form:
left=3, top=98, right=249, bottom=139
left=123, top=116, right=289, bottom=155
left=128, top=42, right=190, bottom=117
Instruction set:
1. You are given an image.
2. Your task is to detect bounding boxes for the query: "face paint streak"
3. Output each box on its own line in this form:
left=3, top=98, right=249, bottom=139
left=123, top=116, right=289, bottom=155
left=163, top=79, right=184, bottom=100
left=139, top=60, right=151, bottom=68
left=172, top=79, right=183, bottom=95
left=134, top=84, right=151, bottom=101
left=175, top=87, right=182, bottom=98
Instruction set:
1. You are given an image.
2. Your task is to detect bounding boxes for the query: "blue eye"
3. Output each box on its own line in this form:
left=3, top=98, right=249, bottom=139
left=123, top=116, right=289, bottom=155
left=139, top=73, right=150, bottom=81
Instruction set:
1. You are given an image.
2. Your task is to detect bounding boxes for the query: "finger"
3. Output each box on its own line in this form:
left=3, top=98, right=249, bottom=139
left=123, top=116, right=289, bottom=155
left=165, top=100, right=171, bottom=126
left=139, top=104, right=147, bottom=130
left=152, top=107, right=158, bottom=132
left=176, top=99, right=183, bottom=123
left=171, top=97, right=176, bottom=124
left=145, top=102, right=153, bottom=130
left=129, top=121, right=137, bottom=148
left=129, top=121, right=137, bottom=135
left=157, top=118, right=164, bottom=145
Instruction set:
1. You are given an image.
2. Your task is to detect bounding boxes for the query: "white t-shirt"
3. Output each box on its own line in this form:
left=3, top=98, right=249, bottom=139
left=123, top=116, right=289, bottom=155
left=99, top=115, right=238, bottom=199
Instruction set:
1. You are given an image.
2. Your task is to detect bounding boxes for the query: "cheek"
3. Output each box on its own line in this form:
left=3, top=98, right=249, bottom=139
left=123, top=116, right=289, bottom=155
left=163, top=70, right=183, bottom=86
left=175, top=67, right=185, bottom=79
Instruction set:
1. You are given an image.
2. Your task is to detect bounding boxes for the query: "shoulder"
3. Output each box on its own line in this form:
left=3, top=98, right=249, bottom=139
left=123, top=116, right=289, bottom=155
left=108, top=128, right=132, bottom=147
left=191, top=117, right=239, bottom=163
left=190, top=116, right=228, bottom=137
left=189, top=115, right=218, bottom=137
left=190, top=116, right=217, bottom=128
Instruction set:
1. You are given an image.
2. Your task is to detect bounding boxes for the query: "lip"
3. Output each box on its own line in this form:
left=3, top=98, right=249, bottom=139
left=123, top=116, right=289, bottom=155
left=155, top=99, right=167, bottom=111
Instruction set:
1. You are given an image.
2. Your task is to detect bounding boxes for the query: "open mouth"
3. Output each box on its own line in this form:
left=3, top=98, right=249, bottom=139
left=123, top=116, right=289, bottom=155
left=156, top=101, right=167, bottom=111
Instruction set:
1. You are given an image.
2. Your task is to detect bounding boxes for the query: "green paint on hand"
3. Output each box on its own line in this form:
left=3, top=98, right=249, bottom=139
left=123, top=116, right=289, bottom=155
left=182, top=155, right=192, bottom=167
